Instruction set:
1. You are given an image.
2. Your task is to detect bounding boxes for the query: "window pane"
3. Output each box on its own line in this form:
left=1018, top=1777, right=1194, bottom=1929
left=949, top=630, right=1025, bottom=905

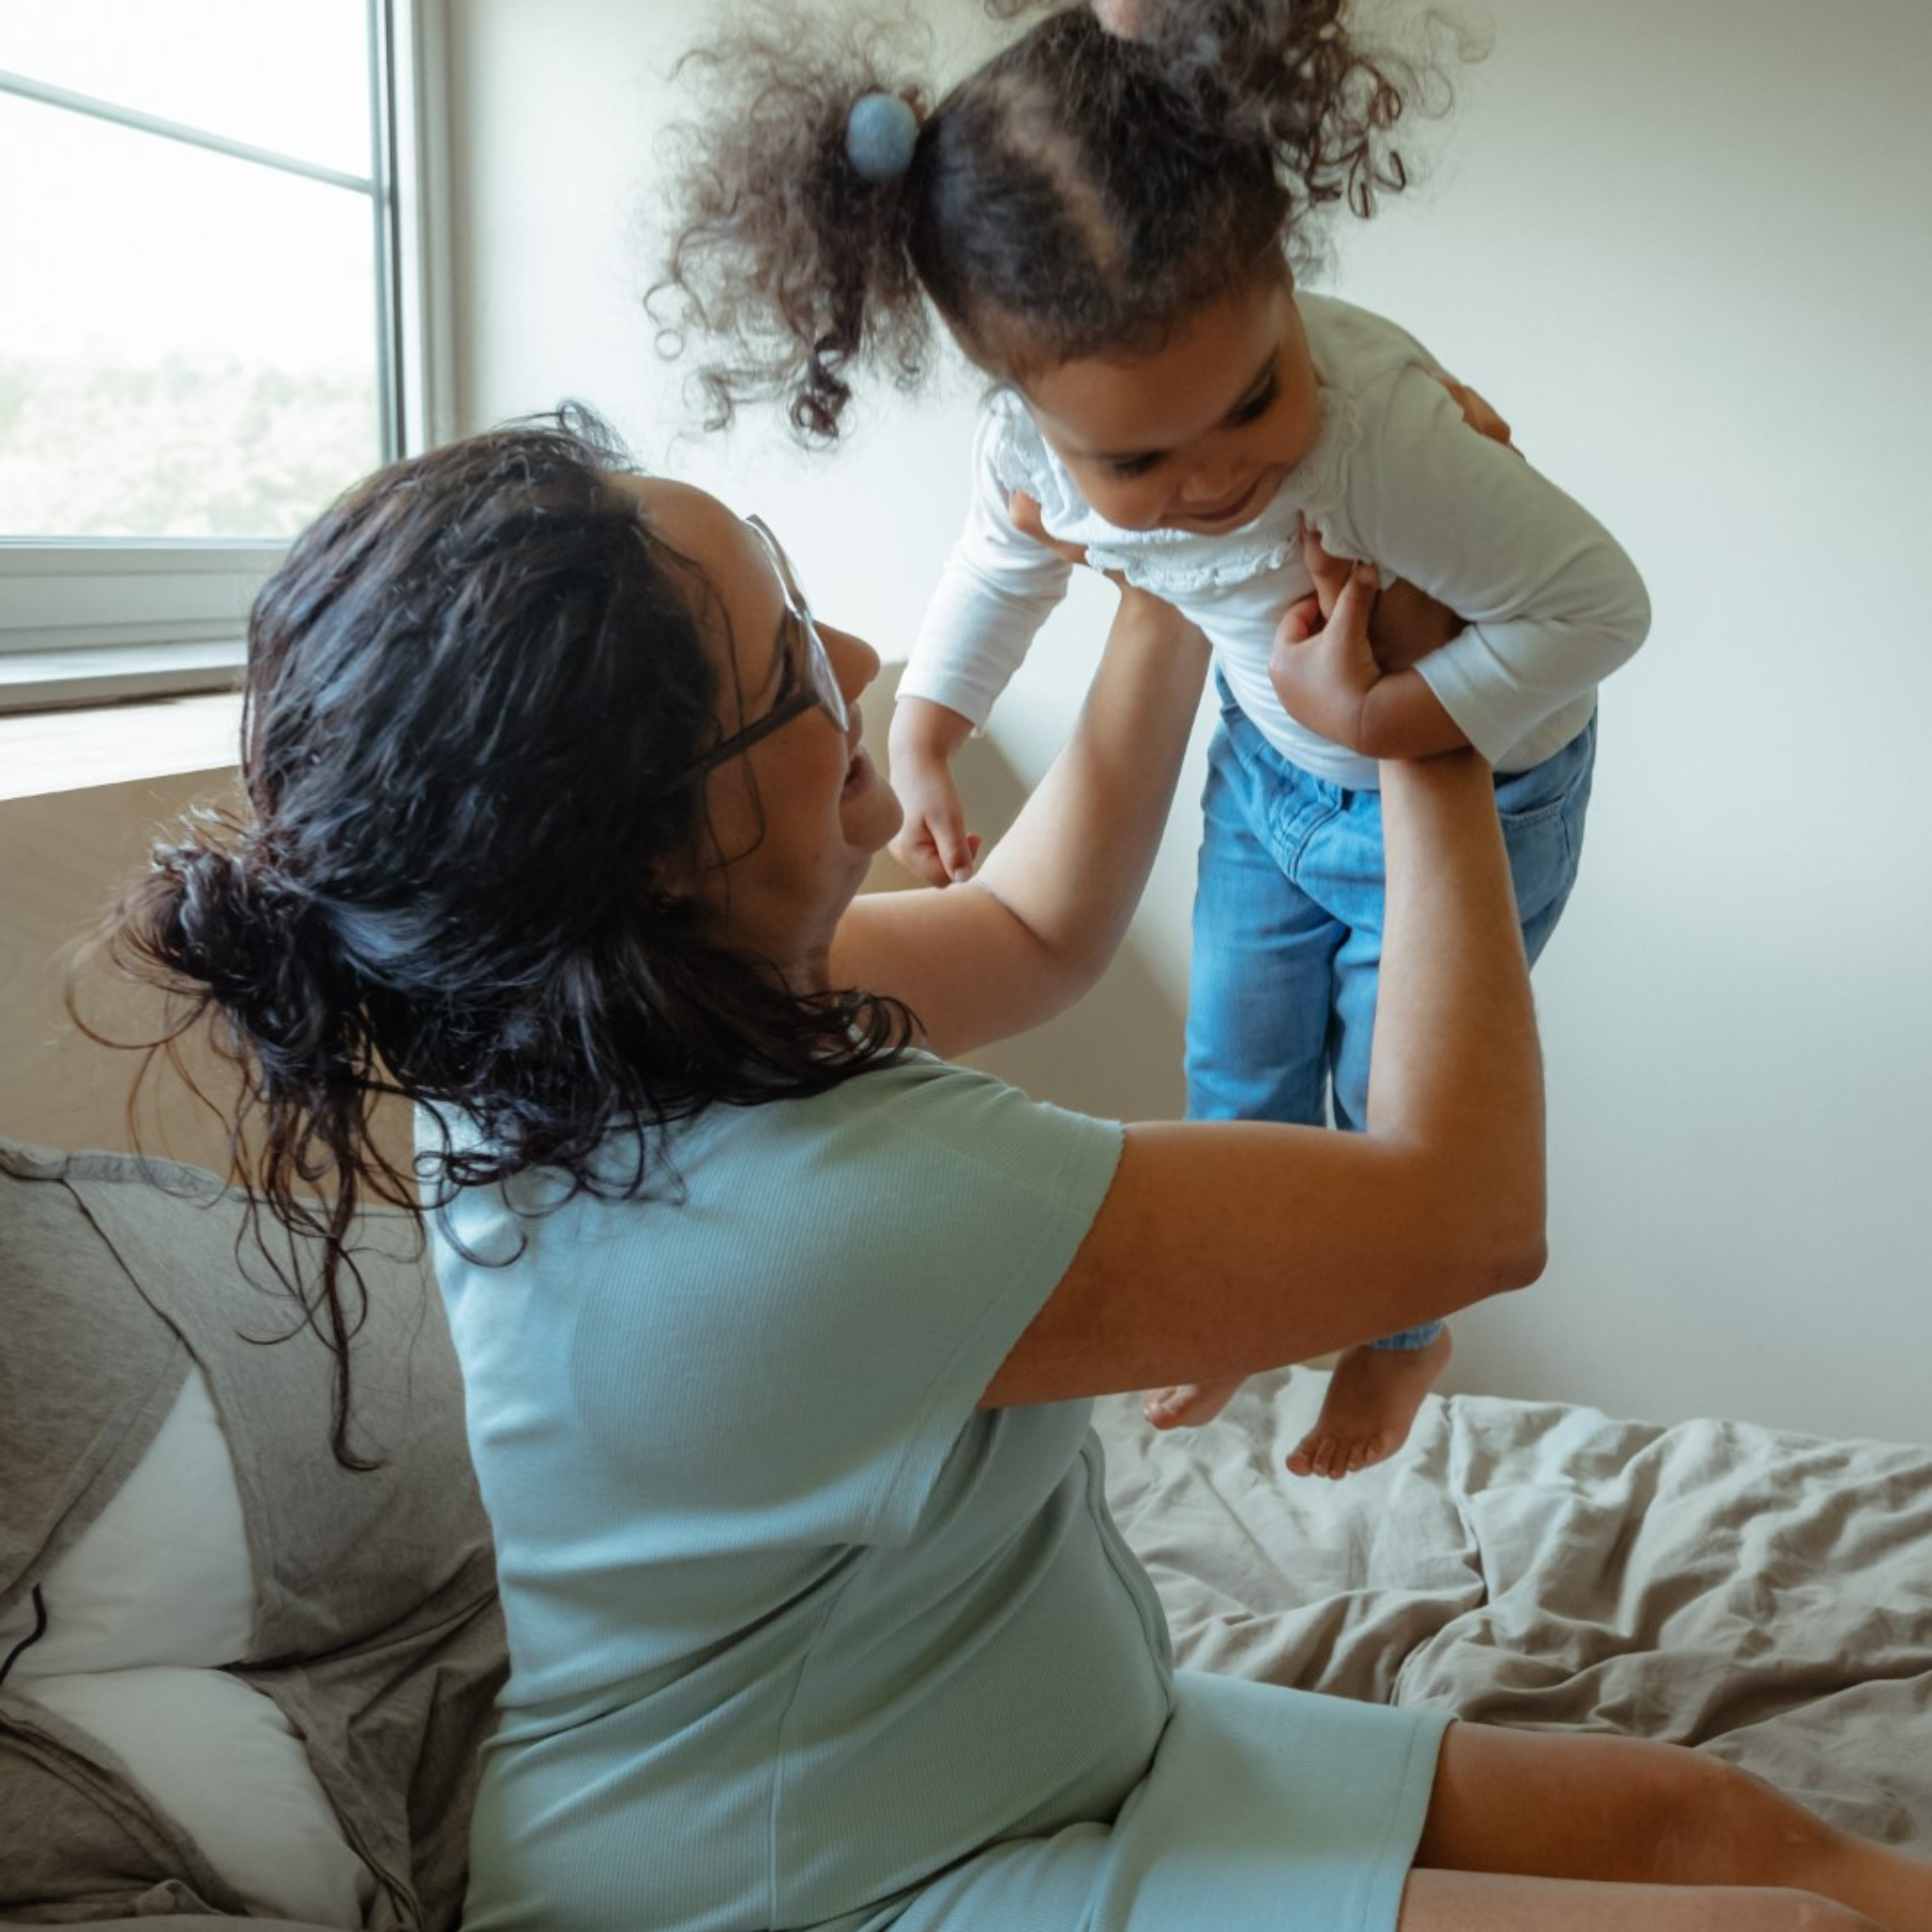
left=0, top=93, right=382, bottom=540
left=0, top=0, right=373, bottom=178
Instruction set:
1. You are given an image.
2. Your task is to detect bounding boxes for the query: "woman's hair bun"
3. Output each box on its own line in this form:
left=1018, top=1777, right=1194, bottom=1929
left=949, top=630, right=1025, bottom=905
left=145, top=828, right=337, bottom=1051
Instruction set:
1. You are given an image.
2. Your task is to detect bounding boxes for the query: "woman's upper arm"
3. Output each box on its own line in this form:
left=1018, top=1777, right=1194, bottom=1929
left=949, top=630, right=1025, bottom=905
left=979, top=1114, right=1544, bottom=1409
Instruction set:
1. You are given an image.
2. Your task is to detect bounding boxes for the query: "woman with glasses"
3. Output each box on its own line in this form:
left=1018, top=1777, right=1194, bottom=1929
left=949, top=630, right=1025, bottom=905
left=103, top=411, right=1931, bottom=1932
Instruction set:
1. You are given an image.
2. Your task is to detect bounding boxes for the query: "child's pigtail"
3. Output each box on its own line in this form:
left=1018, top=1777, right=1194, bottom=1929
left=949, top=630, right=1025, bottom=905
left=1129, top=0, right=1462, bottom=235
left=651, top=13, right=939, bottom=444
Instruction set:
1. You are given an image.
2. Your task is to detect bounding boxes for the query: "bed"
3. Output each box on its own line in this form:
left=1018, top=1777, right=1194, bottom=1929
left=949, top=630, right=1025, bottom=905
left=1095, top=1369, right=1932, bottom=1852
left=4, top=1135, right=1929, bottom=1929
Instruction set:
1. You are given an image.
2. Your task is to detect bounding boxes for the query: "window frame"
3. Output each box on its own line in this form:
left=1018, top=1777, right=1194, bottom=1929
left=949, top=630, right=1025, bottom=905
left=0, top=0, right=451, bottom=715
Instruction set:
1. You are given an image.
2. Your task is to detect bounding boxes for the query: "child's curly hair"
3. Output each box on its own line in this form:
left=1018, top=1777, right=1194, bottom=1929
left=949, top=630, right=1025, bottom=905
left=652, top=0, right=1465, bottom=443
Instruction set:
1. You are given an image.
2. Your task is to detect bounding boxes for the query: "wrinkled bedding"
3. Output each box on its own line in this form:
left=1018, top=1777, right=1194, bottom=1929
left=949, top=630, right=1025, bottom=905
left=1097, top=1368, right=1932, bottom=1850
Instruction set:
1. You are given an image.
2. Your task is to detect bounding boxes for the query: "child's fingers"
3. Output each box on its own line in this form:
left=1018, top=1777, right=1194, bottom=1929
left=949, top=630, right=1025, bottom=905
left=901, top=794, right=978, bottom=885
left=934, top=818, right=979, bottom=883
left=889, top=823, right=958, bottom=889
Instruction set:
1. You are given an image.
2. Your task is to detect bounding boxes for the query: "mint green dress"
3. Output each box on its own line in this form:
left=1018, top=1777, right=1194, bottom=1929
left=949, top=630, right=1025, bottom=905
left=433, top=1056, right=1448, bottom=1932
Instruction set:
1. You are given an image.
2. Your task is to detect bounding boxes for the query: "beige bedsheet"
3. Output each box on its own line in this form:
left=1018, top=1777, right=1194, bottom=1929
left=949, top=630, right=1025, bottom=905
left=1096, top=1369, right=1932, bottom=1850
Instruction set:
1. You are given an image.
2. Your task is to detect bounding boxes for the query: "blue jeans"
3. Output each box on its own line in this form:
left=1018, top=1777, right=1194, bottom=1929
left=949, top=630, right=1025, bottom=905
left=1184, top=686, right=1597, bottom=1351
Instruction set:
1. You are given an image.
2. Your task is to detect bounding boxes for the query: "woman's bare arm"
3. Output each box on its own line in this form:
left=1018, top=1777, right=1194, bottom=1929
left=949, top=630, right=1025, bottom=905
left=982, top=570, right=1545, bottom=1405
left=832, top=583, right=1209, bottom=1058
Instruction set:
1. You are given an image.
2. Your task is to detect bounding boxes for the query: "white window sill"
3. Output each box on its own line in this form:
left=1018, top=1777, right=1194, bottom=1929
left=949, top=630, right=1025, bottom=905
left=0, top=691, right=243, bottom=804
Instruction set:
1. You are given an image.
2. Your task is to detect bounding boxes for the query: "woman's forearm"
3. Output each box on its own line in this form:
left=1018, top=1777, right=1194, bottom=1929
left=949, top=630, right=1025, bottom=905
left=970, top=588, right=1208, bottom=1008
left=836, top=587, right=1206, bottom=1057
left=985, top=747, right=1543, bottom=1407
left=1371, top=750, right=1546, bottom=1274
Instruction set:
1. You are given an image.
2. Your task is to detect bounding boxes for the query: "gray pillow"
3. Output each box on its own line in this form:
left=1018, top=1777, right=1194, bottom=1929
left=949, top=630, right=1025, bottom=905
left=0, top=1139, right=504, bottom=1931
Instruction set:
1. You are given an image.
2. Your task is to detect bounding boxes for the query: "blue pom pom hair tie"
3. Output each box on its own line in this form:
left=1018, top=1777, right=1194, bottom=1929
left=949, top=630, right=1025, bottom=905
left=845, top=91, right=919, bottom=183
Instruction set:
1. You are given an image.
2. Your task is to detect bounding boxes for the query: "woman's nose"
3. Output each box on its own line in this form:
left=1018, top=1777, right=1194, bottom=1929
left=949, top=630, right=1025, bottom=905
left=824, top=625, right=880, bottom=702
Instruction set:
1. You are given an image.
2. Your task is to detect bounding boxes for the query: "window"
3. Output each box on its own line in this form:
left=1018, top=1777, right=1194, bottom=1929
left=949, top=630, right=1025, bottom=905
left=0, top=0, right=447, bottom=713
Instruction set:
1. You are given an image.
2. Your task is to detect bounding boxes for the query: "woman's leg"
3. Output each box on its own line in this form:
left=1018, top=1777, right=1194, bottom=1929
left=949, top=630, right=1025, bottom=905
left=1398, top=1869, right=1880, bottom=1930
left=1405, top=1723, right=1932, bottom=1930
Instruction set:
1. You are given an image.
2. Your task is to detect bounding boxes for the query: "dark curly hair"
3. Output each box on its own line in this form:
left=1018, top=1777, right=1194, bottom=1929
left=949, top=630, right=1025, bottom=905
left=79, top=410, right=913, bottom=1462
left=651, top=0, right=1465, bottom=442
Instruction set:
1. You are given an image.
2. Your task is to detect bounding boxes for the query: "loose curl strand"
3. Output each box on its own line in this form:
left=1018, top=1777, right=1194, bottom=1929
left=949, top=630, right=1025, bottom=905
left=652, top=0, right=1472, bottom=440
left=651, top=11, right=939, bottom=442
left=76, top=409, right=915, bottom=1465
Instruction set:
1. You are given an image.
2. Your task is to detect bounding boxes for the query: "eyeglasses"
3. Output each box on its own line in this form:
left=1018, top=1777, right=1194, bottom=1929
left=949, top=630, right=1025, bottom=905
left=674, top=516, right=849, bottom=786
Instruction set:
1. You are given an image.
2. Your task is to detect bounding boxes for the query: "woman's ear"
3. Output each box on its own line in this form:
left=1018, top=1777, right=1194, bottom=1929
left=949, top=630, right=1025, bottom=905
left=642, top=852, right=698, bottom=905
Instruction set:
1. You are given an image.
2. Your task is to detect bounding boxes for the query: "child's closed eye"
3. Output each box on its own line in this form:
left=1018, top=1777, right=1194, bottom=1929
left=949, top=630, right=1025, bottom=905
left=1225, top=375, right=1280, bottom=427
left=1104, top=374, right=1280, bottom=479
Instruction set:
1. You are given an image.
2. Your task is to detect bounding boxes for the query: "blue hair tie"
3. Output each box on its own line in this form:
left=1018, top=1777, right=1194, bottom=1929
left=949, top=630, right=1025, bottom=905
left=845, top=91, right=919, bottom=183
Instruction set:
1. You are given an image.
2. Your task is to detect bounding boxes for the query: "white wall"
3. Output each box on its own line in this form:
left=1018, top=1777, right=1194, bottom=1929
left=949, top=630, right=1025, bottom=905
left=445, top=0, right=1932, bottom=1444
left=1325, top=0, right=1932, bottom=1443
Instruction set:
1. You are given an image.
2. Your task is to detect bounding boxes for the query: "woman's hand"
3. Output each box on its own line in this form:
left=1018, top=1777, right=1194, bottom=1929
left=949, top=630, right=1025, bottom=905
left=1272, top=374, right=1517, bottom=755
left=1436, top=375, right=1514, bottom=452
left=1292, top=534, right=1471, bottom=677
left=1268, top=554, right=1386, bottom=749
left=1010, top=491, right=1108, bottom=576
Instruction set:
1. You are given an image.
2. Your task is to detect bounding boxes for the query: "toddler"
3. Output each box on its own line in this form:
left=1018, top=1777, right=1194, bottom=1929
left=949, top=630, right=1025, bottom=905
left=656, top=0, right=1650, bottom=1476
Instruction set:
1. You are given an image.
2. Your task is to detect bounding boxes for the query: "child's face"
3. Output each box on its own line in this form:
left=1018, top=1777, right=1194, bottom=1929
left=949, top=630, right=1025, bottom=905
left=1019, top=274, right=1322, bottom=537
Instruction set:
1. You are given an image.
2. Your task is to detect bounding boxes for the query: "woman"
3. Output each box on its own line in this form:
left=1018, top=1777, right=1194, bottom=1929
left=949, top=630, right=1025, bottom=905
left=108, top=413, right=1930, bottom=1931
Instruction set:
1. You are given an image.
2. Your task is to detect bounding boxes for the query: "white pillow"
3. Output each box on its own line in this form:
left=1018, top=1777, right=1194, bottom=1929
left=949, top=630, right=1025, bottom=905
left=25, top=1665, right=376, bottom=1927
left=0, top=1363, right=255, bottom=1675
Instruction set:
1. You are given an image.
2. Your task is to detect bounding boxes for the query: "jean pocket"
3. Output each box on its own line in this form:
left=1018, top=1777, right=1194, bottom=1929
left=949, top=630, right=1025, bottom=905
left=1493, top=723, right=1596, bottom=936
left=1493, top=720, right=1596, bottom=832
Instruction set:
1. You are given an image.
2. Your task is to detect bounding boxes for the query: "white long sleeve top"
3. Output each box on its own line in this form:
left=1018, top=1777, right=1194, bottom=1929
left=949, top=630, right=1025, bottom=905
left=899, top=293, right=1651, bottom=786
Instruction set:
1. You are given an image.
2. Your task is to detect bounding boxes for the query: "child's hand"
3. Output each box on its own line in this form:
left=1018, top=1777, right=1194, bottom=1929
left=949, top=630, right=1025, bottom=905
left=1270, top=557, right=1383, bottom=749
left=890, top=758, right=982, bottom=886
left=887, top=698, right=982, bottom=885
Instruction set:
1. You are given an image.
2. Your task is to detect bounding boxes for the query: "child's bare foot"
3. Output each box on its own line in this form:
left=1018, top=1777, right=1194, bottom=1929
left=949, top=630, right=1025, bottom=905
left=1287, top=1327, right=1452, bottom=1479
left=1143, top=1375, right=1246, bottom=1429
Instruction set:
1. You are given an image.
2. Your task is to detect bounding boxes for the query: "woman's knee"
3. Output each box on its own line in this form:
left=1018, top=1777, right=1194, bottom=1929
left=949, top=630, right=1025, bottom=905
left=1646, top=1748, right=1838, bottom=1888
